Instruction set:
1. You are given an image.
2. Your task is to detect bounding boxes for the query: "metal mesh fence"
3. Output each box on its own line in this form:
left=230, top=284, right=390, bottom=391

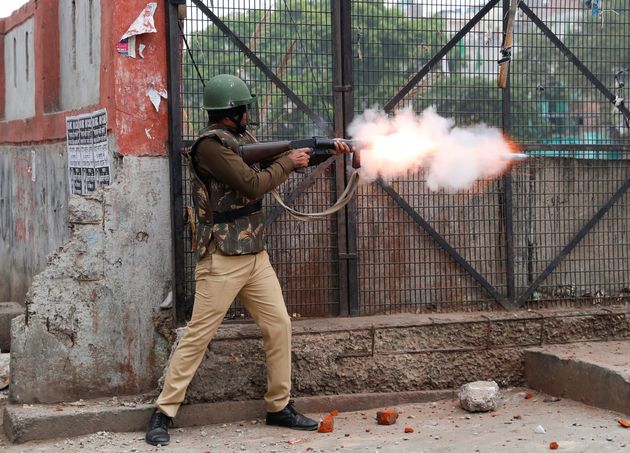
left=180, top=0, right=340, bottom=318
left=175, top=0, right=630, bottom=318
left=512, top=0, right=630, bottom=152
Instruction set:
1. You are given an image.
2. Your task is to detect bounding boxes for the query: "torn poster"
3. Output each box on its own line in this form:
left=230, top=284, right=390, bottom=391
left=117, top=2, right=158, bottom=58
left=147, top=84, right=168, bottom=112
left=66, top=109, right=111, bottom=196
left=116, top=36, right=136, bottom=58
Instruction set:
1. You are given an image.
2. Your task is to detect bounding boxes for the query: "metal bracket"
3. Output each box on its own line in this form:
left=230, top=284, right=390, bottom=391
left=339, top=253, right=357, bottom=260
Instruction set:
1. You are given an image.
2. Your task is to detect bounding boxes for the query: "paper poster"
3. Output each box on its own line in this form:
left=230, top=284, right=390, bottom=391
left=117, top=3, right=158, bottom=58
left=66, top=109, right=111, bottom=196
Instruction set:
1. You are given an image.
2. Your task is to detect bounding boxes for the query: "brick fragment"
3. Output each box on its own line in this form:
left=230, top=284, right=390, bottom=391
left=318, top=415, right=334, bottom=433
left=376, top=409, right=399, bottom=425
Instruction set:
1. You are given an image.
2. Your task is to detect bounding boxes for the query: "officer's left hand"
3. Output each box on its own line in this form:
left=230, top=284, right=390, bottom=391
left=330, top=139, right=351, bottom=155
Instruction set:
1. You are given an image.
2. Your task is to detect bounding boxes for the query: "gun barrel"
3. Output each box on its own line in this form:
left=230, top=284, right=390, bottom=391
left=239, top=137, right=362, bottom=165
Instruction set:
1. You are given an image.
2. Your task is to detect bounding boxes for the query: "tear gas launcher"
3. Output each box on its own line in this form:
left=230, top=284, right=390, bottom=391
left=239, top=137, right=360, bottom=165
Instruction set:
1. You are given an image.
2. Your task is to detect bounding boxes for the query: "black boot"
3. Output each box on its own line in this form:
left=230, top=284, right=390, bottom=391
left=266, top=400, right=318, bottom=431
left=145, top=410, right=172, bottom=446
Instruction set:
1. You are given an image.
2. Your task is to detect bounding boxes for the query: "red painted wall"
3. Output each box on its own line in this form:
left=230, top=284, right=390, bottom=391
left=0, top=0, right=169, bottom=157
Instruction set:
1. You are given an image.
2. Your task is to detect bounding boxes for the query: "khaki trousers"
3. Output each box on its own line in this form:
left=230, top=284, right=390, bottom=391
left=156, top=249, right=292, bottom=418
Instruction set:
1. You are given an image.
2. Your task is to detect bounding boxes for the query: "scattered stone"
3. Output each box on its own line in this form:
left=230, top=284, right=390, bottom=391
left=458, top=381, right=500, bottom=413
left=377, top=409, right=399, bottom=425
left=535, top=425, right=546, bottom=434
left=543, top=396, right=561, bottom=403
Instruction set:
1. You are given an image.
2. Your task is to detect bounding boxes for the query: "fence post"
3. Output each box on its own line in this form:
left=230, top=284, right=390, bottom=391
left=166, top=0, right=187, bottom=323
left=502, top=0, right=516, bottom=306
left=332, top=0, right=358, bottom=316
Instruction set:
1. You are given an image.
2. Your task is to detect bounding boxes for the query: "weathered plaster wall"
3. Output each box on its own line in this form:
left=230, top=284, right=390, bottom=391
left=59, top=0, right=101, bottom=110
left=10, top=156, right=173, bottom=403
left=3, top=0, right=172, bottom=403
left=166, top=306, right=630, bottom=405
left=0, top=144, right=69, bottom=303
left=3, top=19, right=35, bottom=120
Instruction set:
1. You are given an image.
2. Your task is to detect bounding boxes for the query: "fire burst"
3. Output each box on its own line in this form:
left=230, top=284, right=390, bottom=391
left=348, top=107, right=526, bottom=192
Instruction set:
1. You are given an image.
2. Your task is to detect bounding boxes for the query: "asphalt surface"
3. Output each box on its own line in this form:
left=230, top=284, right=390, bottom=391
left=1, top=388, right=629, bottom=452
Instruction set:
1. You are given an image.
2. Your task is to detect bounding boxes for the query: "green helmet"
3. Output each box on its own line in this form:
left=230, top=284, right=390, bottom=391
left=202, top=74, right=256, bottom=111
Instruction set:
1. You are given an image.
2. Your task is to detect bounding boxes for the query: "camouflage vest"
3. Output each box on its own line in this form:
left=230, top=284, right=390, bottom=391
left=188, top=125, right=265, bottom=259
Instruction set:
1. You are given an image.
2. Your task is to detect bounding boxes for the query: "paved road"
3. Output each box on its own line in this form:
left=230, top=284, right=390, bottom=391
left=1, top=388, right=628, bottom=452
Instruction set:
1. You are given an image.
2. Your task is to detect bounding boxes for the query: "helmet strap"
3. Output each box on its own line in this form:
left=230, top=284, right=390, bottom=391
left=227, top=112, right=247, bottom=134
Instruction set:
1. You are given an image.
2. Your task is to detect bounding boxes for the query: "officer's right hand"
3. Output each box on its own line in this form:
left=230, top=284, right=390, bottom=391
left=288, top=148, right=311, bottom=169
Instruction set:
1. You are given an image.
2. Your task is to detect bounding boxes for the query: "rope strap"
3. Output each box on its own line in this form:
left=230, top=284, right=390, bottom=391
left=270, top=169, right=361, bottom=221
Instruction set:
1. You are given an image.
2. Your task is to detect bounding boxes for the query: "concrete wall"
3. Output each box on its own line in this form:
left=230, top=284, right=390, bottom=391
left=353, top=158, right=630, bottom=313
left=2, top=0, right=173, bottom=403
left=169, top=306, right=629, bottom=405
left=0, top=144, right=69, bottom=303
left=59, top=0, right=101, bottom=110
left=10, top=156, right=173, bottom=403
left=513, top=158, right=630, bottom=299
left=3, top=19, right=35, bottom=120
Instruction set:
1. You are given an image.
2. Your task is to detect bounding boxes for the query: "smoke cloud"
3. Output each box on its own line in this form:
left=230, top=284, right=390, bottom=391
left=348, top=107, right=520, bottom=192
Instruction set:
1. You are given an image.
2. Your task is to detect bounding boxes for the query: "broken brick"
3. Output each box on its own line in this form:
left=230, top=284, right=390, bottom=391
left=376, top=409, right=399, bottom=425
left=404, top=427, right=414, bottom=433
left=549, top=441, right=559, bottom=450
left=318, top=415, right=334, bottom=433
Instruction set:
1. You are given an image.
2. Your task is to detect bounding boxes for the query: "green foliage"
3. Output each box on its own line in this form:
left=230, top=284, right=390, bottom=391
left=182, top=0, right=443, bottom=138
left=181, top=0, right=627, bottom=147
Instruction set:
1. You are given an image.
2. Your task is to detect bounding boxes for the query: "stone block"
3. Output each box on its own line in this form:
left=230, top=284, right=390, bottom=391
left=458, top=380, right=500, bottom=412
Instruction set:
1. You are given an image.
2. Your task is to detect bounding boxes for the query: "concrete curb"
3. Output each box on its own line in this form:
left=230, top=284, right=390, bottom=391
left=3, top=389, right=456, bottom=444
left=524, top=341, right=630, bottom=416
